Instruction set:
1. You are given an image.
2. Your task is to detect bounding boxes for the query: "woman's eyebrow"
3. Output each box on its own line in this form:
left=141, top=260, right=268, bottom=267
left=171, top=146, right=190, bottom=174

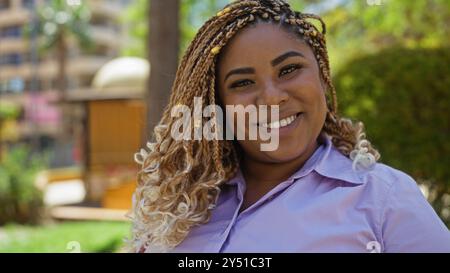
left=271, top=51, right=305, bottom=66
left=223, top=51, right=305, bottom=83
left=224, top=67, right=255, bottom=82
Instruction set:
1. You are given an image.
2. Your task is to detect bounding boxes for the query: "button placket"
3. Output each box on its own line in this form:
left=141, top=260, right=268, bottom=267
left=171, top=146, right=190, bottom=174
left=215, top=181, right=246, bottom=252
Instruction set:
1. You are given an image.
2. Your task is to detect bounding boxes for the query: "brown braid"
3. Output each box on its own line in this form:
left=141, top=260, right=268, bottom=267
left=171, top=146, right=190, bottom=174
left=128, top=0, right=380, bottom=252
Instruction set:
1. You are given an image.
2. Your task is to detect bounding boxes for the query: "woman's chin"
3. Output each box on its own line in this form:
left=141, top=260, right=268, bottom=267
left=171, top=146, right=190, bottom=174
left=239, top=138, right=312, bottom=164
left=260, top=145, right=308, bottom=163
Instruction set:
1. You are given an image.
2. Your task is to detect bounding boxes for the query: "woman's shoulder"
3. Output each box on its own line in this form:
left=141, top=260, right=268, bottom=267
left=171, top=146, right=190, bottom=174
left=365, top=164, right=450, bottom=252
left=354, top=161, right=425, bottom=204
left=363, top=162, right=418, bottom=189
left=320, top=144, right=418, bottom=192
left=350, top=162, right=450, bottom=252
left=326, top=145, right=424, bottom=201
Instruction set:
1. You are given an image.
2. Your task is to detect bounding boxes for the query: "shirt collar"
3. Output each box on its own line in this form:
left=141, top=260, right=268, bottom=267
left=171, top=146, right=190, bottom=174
left=225, top=133, right=364, bottom=186
left=225, top=167, right=244, bottom=186
left=313, top=134, right=363, bottom=185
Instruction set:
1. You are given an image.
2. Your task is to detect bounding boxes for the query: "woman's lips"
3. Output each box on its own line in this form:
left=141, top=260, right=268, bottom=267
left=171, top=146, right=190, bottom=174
left=240, top=112, right=304, bottom=139
left=258, top=112, right=303, bottom=129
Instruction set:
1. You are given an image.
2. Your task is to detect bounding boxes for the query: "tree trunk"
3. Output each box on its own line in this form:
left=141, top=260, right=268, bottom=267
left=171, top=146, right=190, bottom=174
left=57, top=32, right=67, bottom=99
left=56, top=31, right=71, bottom=138
left=146, top=0, right=180, bottom=141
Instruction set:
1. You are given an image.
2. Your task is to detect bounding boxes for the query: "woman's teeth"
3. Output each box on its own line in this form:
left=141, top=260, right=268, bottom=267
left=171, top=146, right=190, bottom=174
left=261, top=113, right=299, bottom=129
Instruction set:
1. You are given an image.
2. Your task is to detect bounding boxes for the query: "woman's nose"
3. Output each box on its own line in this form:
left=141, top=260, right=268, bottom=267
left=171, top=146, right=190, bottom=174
left=257, top=81, right=289, bottom=106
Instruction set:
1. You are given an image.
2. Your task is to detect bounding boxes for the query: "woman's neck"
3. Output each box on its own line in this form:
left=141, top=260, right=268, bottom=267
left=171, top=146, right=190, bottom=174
left=237, top=139, right=321, bottom=213
left=241, top=140, right=320, bottom=188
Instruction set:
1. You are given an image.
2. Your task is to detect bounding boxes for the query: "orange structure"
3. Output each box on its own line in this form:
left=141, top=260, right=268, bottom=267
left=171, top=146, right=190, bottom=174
left=67, top=57, right=149, bottom=210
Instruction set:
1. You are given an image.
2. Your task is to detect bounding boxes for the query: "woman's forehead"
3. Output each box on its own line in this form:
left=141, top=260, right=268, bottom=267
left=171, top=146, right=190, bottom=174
left=218, top=23, right=313, bottom=70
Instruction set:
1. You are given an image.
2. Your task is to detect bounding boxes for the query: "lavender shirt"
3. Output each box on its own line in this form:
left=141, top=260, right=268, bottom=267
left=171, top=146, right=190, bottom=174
left=172, top=137, right=450, bottom=253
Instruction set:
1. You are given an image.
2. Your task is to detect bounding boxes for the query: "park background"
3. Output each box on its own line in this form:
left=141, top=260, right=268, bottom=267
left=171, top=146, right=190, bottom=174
left=0, top=0, right=449, bottom=252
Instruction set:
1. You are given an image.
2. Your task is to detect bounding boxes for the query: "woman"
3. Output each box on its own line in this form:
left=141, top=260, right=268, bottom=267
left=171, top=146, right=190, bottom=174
left=129, top=0, right=450, bottom=253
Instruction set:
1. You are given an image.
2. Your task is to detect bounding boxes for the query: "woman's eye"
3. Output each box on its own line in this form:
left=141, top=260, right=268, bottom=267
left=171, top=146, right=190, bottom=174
left=279, top=64, right=302, bottom=77
left=229, top=79, right=253, bottom=89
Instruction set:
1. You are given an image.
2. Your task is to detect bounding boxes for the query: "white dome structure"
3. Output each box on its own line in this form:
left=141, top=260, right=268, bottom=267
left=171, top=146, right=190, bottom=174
left=92, top=57, right=150, bottom=91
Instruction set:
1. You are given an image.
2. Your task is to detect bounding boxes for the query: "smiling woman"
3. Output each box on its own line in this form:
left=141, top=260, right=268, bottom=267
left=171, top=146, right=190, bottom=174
left=129, top=0, right=450, bottom=253
left=216, top=22, right=330, bottom=213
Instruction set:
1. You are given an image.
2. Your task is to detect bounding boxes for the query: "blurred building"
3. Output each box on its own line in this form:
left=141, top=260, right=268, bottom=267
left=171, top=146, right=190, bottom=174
left=67, top=57, right=148, bottom=208
left=0, top=0, right=131, bottom=168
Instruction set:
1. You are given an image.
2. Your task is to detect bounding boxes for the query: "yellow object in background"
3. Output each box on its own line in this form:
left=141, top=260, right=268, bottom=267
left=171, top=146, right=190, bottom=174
left=102, top=179, right=136, bottom=210
left=0, top=119, right=20, bottom=141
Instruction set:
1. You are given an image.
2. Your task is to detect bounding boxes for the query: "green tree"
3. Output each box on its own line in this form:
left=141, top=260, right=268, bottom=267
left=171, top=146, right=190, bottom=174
left=321, top=0, right=450, bottom=70
left=0, top=102, right=20, bottom=162
left=120, top=0, right=147, bottom=57
left=121, top=0, right=230, bottom=58
left=0, top=145, right=48, bottom=225
left=333, top=47, right=450, bottom=225
left=32, top=0, right=92, bottom=97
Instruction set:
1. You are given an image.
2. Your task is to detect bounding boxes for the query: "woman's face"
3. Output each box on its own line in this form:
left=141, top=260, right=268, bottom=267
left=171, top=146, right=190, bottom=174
left=217, top=23, right=327, bottom=163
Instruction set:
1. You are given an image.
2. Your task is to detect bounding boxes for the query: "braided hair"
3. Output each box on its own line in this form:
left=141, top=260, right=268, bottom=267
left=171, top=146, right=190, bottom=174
left=128, top=0, right=380, bottom=252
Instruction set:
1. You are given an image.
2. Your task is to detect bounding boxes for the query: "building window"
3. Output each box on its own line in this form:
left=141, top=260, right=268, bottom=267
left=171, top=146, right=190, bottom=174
left=0, top=53, right=23, bottom=66
left=22, top=0, right=35, bottom=9
left=0, top=77, right=25, bottom=94
left=9, top=77, right=25, bottom=93
left=0, top=25, right=22, bottom=38
left=22, top=52, right=41, bottom=63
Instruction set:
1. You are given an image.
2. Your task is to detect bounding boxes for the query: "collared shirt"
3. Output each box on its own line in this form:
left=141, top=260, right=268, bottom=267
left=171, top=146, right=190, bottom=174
left=171, top=136, right=450, bottom=253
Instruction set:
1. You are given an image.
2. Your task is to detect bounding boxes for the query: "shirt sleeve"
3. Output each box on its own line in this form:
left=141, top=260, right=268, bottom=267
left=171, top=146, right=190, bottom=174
left=381, top=172, right=450, bottom=253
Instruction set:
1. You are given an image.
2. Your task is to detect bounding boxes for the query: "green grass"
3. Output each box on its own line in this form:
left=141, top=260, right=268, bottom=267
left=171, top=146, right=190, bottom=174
left=0, top=221, right=131, bottom=253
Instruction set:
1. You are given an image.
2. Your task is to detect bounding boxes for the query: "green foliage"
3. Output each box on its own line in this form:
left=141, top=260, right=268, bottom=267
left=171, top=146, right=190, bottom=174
left=0, top=146, right=49, bottom=225
left=333, top=47, right=450, bottom=223
left=323, top=0, right=450, bottom=70
left=26, top=0, right=93, bottom=52
left=288, top=0, right=307, bottom=11
left=120, top=0, right=148, bottom=57
left=0, top=221, right=130, bottom=253
left=0, top=102, right=20, bottom=120
left=180, top=0, right=230, bottom=54
left=121, top=0, right=230, bottom=58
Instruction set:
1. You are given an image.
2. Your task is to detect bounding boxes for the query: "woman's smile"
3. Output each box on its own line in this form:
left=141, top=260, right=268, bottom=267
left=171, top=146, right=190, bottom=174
left=257, top=112, right=304, bottom=137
